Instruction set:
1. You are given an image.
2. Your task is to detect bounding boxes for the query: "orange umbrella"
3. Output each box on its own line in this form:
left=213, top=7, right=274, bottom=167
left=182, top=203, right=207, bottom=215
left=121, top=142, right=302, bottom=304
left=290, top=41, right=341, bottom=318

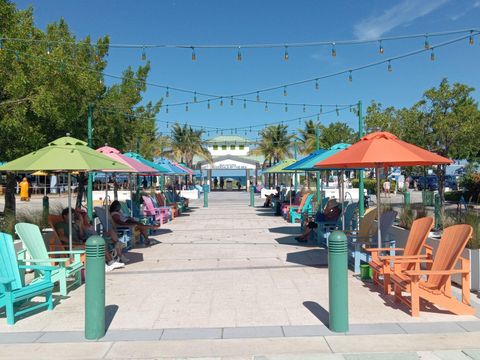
left=314, top=131, right=452, bottom=246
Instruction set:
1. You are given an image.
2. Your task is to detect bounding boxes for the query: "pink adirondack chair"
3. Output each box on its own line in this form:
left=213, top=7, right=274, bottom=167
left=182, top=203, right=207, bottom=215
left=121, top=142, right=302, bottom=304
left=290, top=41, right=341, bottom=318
left=142, top=195, right=168, bottom=224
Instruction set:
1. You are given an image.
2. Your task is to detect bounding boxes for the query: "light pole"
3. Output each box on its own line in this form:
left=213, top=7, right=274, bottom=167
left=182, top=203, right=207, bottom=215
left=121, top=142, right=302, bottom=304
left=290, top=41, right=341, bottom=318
left=358, top=101, right=365, bottom=218
left=87, top=104, right=93, bottom=221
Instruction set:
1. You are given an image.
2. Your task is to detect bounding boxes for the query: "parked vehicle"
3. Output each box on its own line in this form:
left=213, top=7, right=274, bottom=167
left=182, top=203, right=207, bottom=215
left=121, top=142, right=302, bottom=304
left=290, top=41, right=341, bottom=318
left=444, top=175, right=458, bottom=190
left=417, top=176, right=438, bottom=191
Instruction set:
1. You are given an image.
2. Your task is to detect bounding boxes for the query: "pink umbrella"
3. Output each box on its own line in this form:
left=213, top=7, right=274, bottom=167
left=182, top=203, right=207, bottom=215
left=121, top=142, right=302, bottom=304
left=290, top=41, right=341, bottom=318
left=96, top=146, right=158, bottom=174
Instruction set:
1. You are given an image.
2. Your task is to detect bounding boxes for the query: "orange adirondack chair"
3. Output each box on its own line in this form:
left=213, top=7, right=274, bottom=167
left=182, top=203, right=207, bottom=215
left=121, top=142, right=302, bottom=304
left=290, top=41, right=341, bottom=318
left=48, top=213, right=88, bottom=263
left=366, top=216, right=434, bottom=294
left=390, top=224, right=474, bottom=317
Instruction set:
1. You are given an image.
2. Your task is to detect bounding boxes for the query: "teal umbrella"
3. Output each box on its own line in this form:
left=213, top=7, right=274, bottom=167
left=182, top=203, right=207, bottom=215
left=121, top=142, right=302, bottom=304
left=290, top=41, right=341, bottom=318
left=123, top=152, right=170, bottom=173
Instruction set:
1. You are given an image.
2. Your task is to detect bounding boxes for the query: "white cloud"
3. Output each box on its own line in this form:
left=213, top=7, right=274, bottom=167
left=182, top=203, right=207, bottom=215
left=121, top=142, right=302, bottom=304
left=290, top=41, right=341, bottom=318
left=353, top=0, right=450, bottom=40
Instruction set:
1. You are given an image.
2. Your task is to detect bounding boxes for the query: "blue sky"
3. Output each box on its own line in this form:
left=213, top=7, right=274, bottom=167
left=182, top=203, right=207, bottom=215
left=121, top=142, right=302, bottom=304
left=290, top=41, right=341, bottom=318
left=14, top=0, right=480, bottom=139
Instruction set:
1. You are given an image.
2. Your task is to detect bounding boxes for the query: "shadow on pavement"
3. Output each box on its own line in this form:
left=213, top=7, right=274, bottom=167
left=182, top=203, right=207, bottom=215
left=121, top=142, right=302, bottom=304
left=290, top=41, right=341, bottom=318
left=123, top=251, right=144, bottom=265
left=303, top=301, right=329, bottom=327
left=105, top=304, right=119, bottom=331
left=286, top=248, right=328, bottom=268
left=269, top=226, right=299, bottom=235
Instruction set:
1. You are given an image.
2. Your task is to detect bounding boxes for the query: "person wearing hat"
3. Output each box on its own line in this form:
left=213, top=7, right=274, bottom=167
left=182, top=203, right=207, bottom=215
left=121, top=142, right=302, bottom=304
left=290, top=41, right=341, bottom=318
left=296, top=198, right=341, bottom=242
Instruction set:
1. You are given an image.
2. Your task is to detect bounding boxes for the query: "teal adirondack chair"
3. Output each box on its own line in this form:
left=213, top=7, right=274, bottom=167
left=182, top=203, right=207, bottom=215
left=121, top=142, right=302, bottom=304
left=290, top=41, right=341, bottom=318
left=15, top=223, right=84, bottom=296
left=290, top=194, right=314, bottom=224
left=0, top=232, right=55, bottom=325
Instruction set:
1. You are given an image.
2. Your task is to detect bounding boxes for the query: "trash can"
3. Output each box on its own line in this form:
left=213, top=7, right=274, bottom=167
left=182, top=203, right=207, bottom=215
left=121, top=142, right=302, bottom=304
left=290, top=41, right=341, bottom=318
left=360, top=264, right=371, bottom=280
left=422, top=191, right=434, bottom=206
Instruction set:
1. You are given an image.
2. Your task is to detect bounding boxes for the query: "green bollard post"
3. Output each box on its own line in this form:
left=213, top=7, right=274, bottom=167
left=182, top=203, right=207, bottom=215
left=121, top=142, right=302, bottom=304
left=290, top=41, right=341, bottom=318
left=42, top=195, right=49, bottom=224
left=250, top=186, right=255, bottom=207
left=403, top=191, right=410, bottom=206
left=328, top=231, right=349, bottom=332
left=85, top=235, right=106, bottom=340
left=203, top=183, right=208, bottom=208
left=434, top=193, right=441, bottom=229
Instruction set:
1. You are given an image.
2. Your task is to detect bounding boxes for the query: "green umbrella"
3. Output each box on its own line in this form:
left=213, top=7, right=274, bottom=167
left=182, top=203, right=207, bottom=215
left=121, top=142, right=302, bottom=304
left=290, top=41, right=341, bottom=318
left=0, top=136, right=130, bottom=251
left=263, top=159, right=297, bottom=174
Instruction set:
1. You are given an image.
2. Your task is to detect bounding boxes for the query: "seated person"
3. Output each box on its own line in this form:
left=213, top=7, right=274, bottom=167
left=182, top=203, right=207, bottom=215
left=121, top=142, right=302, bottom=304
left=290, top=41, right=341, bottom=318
left=295, top=198, right=341, bottom=243
left=263, top=187, right=280, bottom=207
left=54, top=208, right=126, bottom=269
left=109, top=200, right=159, bottom=246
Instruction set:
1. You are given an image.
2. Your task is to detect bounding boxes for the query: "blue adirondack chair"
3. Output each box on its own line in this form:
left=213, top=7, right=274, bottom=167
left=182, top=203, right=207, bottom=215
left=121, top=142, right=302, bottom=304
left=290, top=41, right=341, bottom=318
left=0, top=232, right=55, bottom=325
left=290, top=194, right=314, bottom=224
left=15, top=223, right=84, bottom=297
left=94, top=207, right=133, bottom=249
left=300, top=197, right=330, bottom=230
left=315, top=201, right=352, bottom=245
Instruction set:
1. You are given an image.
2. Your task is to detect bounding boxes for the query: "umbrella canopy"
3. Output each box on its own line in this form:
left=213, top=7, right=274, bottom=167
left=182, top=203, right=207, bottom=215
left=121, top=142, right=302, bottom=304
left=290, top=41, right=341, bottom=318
left=284, top=150, right=327, bottom=171
left=263, top=159, right=297, bottom=174
left=314, top=133, right=451, bottom=169
left=155, top=158, right=189, bottom=175
left=177, top=163, right=195, bottom=175
left=32, top=171, right=48, bottom=176
left=0, top=136, right=130, bottom=172
left=315, top=132, right=452, bottom=247
left=286, top=144, right=351, bottom=171
left=96, top=146, right=158, bottom=174
left=123, top=152, right=170, bottom=173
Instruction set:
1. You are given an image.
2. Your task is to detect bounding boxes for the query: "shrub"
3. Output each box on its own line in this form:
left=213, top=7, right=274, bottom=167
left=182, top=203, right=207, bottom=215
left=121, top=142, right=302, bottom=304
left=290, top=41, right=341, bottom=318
left=399, top=206, right=415, bottom=229
left=444, top=211, right=480, bottom=249
left=459, top=173, right=480, bottom=194
left=351, top=178, right=396, bottom=195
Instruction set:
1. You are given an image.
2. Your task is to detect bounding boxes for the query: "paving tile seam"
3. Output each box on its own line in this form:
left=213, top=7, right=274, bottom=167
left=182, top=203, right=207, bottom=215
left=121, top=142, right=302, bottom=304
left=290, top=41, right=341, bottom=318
left=3, top=323, right=480, bottom=344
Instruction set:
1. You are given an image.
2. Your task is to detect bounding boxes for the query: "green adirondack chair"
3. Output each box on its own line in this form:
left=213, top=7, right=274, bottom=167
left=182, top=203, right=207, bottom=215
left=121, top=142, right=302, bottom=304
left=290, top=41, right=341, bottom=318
left=15, top=223, right=84, bottom=296
left=0, top=232, right=55, bottom=325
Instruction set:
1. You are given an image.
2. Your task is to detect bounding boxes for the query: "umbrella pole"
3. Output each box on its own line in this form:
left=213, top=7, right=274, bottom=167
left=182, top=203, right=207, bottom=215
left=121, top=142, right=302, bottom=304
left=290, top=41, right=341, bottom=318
left=44, top=175, right=47, bottom=196
left=129, top=173, right=133, bottom=217
left=105, top=174, right=109, bottom=232
left=68, top=173, right=72, bottom=252
left=341, top=171, right=345, bottom=230
left=376, top=168, right=381, bottom=248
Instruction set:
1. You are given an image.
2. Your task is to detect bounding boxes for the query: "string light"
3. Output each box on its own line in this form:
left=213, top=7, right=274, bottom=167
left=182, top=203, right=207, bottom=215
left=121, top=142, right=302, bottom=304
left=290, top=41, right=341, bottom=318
left=47, top=43, right=52, bottom=55
left=387, top=60, right=392, bottom=72
left=191, top=46, right=196, bottom=61
left=331, top=42, right=336, bottom=57
left=284, top=45, right=289, bottom=60
left=220, top=97, right=224, bottom=106
left=207, top=100, right=211, bottom=109
left=166, top=105, right=169, bottom=114
left=230, top=97, right=234, bottom=106
left=256, top=92, right=260, bottom=102
left=469, top=31, right=474, bottom=45
left=193, top=91, right=197, bottom=103
left=430, top=48, right=435, bottom=61
left=141, top=46, right=146, bottom=61
left=185, top=103, right=189, bottom=112
left=283, top=86, right=288, bottom=96
left=320, top=105, right=323, bottom=113
left=237, top=46, right=242, bottom=61
left=348, top=71, right=353, bottom=82
left=336, top=106, right=339, bottom=116
left=264, top=102, right=268, bottom=111
left=379, top=40, right=384, bottom=54
left=315, top=79, right=319, bottom=90
left=284, top=103, right=288, bottom=112
left=303, top=104, right=306, bottom=112
left=424, top=35, right=430, bottom=50
left=243, top=99, right=247, bottom=109
left=165, top=87, right=170, bottom=98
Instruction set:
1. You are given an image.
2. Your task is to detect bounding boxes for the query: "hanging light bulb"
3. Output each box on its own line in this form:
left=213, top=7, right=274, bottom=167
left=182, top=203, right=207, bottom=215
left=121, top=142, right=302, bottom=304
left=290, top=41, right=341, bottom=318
left=469, top=31, right=474, bottom=45
left=424, top=35, right=430, bottom=50
left=243, top=99, right=247, bottom=109
left=387, top=60, right=392, bottom=72
left=256, top=92, right=260, bottom=102
left=141, top=46, right=147, bottom=61
left=237, top=46, right=242, bottom=61
left=283, top=86, right=288, bottom=96
left=315, top=79, right=319, bottom=90
left=165, top=87, right=170, bottom=98
left=316, top=114, right=320, bottom=121
left=320, top=105, right=323, bottom=113
left=378, top=40, right=384, bottom=54
left=191, top=46, right=196, bottom=61
left=193, top=91, right=197, bottom=103
left=166, top=122, right=169, bottom=128
left=284, top=45, right=289, bottom=61
left=207, top=100, right=211, bottom=109
left=336, top=106, right=339, bottom=116
left=430, top=48, right=435, bottom=61
left=185, top=103, right=189, bottom=112
left=303, top=104, right=306, bottom=112
left=220, top=97, right=224, bottom=106
left=47, top=43, right=52, bottom=55
left=166, top=105, right=169, bottom=114
left=284, top=103, right=288, bottom=112
left=331, top=42, right=336, bottom=57
left=230, top=97, right=234, bottom=106
left=348, top=71, right=353, bottom=82
left=264, top=102, right=268, bottom=111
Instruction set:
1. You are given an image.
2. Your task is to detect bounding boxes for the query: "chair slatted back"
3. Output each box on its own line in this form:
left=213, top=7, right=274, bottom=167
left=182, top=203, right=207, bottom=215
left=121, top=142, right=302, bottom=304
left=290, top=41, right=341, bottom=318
left=94, top=206, right=114, bottom=231
left=0, top=232, right=22, bottom=292
left=341, top=202, right=358, bottom=229
left=15, top=223, right=50, bottom=269
left=295, top=194, right=310, bottom=213
left=142, top=195, right=157, bottom=215
left=297, top=194, right=314, bottom=214
left=357, top=207, right=377, bottom=238
left=427, top=224, right=473, bottom=289
left=402, top=216, right=434, bottom=270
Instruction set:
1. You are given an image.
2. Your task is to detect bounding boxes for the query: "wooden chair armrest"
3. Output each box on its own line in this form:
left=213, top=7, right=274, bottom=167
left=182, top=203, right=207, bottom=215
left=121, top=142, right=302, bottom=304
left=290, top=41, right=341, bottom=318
left=405, top=269, right=468, bottom=276
left=365, top=247, right=404, bottom=253
left=380, top=254, right=429, bottom=261
left=390, top=258, right=433, bottom=264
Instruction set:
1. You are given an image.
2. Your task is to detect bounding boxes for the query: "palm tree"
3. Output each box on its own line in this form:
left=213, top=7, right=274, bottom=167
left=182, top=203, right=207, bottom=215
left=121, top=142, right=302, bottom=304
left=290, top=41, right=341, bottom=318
left=169, top=123, right=212, bottom=167
left=298, top=119, right=321, bottom=154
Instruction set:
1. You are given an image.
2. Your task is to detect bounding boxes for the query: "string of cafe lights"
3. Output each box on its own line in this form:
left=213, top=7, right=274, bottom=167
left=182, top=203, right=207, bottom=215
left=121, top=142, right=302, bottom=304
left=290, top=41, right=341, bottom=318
left=1, top=31, right=478, bottom=114
left=1, top=27, right=477, bottom=61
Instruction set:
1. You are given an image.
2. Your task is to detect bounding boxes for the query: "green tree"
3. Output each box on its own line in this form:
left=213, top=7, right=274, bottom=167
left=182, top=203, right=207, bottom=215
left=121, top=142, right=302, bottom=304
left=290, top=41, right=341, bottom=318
left=169, top=123, right=211, bottom=167
left=318, top=122, right=356, bottom=148
left=297, top=119, right=320, bottom=154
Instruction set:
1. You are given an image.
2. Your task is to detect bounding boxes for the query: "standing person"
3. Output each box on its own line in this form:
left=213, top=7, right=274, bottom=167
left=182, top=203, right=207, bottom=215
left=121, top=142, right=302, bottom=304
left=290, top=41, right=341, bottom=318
left=383, top=179, right=391, bottom=198
left=219, top=177, right=224, bottom=190
left=19, top=177, right=29, bottom=201
left=213, top=178, right=218, bottom=190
